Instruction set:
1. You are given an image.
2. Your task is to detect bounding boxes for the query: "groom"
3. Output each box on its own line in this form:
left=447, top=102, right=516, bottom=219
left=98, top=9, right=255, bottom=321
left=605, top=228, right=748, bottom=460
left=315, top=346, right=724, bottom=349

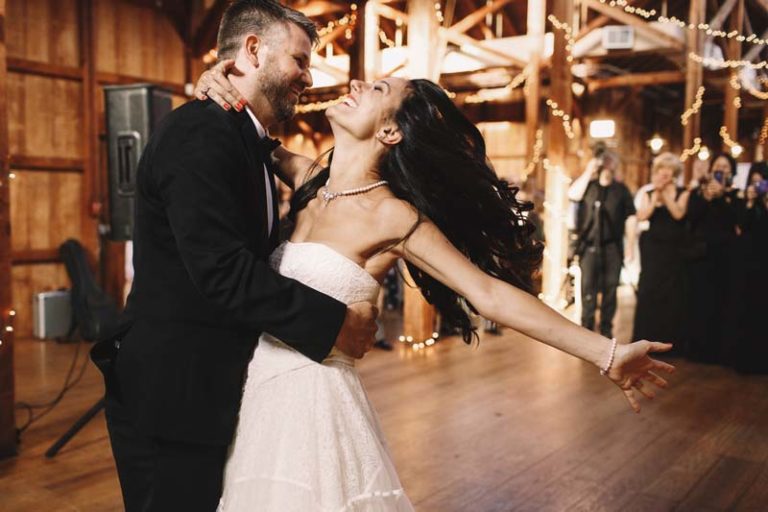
left=99, top=1, right=378, bottom=511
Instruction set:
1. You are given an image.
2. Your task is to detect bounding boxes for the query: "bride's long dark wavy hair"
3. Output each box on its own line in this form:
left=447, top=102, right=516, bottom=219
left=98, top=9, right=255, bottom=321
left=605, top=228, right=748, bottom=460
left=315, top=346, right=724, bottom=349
left=290, top=79, right=543, bottom=343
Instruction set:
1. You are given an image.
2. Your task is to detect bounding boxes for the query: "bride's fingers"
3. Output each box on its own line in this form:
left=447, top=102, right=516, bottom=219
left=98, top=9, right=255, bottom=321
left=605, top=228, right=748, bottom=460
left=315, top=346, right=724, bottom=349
left=633, top=381, right=656, bottom=400
left=651, top=358, right=676, bottom=374
left=646, top=341, right=674, bottom=353
left=623, top=388, right=641, bottom=413
left=642, top=371, right=669, bottom=389
left=209, top=70, right=244, bottom=111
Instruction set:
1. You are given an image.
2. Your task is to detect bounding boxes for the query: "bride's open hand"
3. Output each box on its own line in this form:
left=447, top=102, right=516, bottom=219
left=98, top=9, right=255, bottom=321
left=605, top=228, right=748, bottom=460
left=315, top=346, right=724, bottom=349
left=605, top=341, right=675, bottom=413
left=193, top=59, right=246, bottom=112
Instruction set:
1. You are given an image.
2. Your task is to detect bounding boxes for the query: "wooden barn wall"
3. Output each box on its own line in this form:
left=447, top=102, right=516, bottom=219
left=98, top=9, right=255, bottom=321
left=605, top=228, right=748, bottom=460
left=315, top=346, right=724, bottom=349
left=6, top=0, right=189, bottom=338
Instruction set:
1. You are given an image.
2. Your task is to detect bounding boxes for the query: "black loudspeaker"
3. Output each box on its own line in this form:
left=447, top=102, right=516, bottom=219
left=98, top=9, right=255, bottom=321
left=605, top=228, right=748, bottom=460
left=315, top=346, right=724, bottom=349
left=104, top=84, right=172, bottom=241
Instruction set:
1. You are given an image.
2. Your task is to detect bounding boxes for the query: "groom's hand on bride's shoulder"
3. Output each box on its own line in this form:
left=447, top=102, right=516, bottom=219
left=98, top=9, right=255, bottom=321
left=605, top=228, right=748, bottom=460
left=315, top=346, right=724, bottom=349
left=335, top=302, right=379, bottom=359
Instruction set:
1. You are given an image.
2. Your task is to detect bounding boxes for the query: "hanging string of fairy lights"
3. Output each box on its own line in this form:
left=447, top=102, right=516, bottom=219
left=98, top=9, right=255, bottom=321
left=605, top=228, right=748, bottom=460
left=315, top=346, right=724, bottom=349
left=731, top=75, right=768, bottom=100
left=594, top=0, right=767, bottom=46
left=547, top=14, right=575, bottom=63
left=296, top=97, right=345, bottom=114
left=729, top=74, right=743, bottom=109
left=680, top=137, right=703, bottom=162
left=689, top=52, right=768, bottom=70
left=318, top=4, right=358, bottom=40
left=546, top=99, right=575, bottom=139
left=595, top=0, right=656, bottom=19
left=681, top=86, right=705, bottom=126
left=524, top=129, right=544, bottom=175
left=720, top=125, right=738, bottom=148
left=760, top=118, right=768, bottom=146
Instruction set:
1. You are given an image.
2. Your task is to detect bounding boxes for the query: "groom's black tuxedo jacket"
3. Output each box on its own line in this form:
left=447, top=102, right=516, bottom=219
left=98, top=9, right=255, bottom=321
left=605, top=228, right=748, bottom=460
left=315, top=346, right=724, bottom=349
left=114, top=99, right=346, bottom=446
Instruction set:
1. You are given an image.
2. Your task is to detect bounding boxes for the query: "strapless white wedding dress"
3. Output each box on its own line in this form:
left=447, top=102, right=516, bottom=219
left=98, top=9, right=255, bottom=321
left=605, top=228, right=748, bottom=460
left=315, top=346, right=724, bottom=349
left=218, top=242, right=414, bottom=512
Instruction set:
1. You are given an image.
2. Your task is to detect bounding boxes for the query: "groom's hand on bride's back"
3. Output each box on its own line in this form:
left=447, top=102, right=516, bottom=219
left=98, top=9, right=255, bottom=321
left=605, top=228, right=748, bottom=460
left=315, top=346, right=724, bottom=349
left=335, top=302, right=379, bottom=359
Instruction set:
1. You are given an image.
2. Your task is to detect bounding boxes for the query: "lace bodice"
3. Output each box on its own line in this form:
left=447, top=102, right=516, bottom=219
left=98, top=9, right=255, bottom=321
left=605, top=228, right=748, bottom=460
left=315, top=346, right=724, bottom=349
left=269, top=241, right=380, bottom=305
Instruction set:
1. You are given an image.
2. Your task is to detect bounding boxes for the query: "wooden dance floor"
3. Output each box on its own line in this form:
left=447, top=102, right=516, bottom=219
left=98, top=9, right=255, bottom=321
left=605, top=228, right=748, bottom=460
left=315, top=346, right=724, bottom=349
left=2, top=289, right=767, bottom=511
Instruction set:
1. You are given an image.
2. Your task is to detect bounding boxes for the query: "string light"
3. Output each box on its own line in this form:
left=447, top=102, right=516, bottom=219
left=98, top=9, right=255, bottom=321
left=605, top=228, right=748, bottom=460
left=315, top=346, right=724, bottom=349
left=729, top=74, right=768, bottom=100
left=689, top=52, right=768, bottom=70
left=379, top=30, right=396, bottom=48
left=398, top=332, right=441, bottom=351
left=318, top=5, right=358, bottom=39
left=296, top=96, right=345, bottom=114
left=595, top=0, right=657, bottom=19
left=680, top=137, right=702, bottom=162
left=435, top=1, right=444, bottom=24
left=759, top=117, right=768, bottom=146
left=524, top=129, right=544, bottom=175
left=548, top=14, right=575, bottom=63
left=719, top=126, right=739, bottom=151
left=546, top=99, right=575, bottom=139
left=681, top=86, right=705, bottom=126
left=658, top=16, right=767, bottom=47
left=593, top=0, right=766, bottom=47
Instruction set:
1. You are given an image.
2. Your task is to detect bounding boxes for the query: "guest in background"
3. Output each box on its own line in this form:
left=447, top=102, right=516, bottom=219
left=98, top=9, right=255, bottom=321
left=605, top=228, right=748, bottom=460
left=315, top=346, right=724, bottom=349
left=632, top=153, right=689, bottom=352
left=730, top=162, right=768, bottom=374
left=569, top=147, right=636, bottom=338
left=683, top=153, right=741, bottom=364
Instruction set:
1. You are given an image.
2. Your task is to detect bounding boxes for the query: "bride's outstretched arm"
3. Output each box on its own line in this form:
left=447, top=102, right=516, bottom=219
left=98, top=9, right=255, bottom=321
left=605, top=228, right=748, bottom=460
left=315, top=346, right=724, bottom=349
left=386, top=204, right=674, bottom=413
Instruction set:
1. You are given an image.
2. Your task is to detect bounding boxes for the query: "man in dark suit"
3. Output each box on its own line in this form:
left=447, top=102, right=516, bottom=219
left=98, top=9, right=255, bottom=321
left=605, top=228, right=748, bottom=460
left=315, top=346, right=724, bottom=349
left=98, top=2, right=378, bottom=510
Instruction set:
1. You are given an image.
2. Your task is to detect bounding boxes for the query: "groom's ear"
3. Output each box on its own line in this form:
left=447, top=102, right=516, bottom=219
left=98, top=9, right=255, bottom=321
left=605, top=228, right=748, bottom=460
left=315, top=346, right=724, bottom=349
left=243, top=34, right=262, bottom=68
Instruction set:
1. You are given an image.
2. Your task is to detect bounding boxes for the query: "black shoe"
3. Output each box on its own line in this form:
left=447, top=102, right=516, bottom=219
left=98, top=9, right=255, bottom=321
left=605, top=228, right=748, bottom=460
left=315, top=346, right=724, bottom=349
left=374, top=339, right=394, bottom=351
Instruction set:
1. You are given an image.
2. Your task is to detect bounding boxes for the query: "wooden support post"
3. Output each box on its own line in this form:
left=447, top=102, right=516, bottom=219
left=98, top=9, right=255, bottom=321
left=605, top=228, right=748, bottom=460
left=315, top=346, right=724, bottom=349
left=526, top=0, right=544, bottom=184
left=684, top=0, right=706, bottom=181
left=402, top=0, right=438, bottom=341
left=362, top=0, right=380, bottom=81
left=541, top=0, right=574, bottom=309
left=407, top=0, right=441, bottom=81
left=723, top=0, right=744, bottom=153
left=79, top=0, right=99, bottom=260
left=0, top=0, right=18, bottom=459
left=348, top=0, right=368, bottom=81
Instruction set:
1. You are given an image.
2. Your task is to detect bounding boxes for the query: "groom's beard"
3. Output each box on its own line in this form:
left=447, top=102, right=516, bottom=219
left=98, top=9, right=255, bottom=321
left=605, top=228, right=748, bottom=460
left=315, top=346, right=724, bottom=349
left=259, top=73, right=299, bottom=123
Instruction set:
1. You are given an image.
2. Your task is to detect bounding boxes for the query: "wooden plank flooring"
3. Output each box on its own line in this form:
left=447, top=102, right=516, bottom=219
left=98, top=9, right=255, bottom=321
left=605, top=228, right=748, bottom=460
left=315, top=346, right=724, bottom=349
left=1, top=288, right=767, bottom=511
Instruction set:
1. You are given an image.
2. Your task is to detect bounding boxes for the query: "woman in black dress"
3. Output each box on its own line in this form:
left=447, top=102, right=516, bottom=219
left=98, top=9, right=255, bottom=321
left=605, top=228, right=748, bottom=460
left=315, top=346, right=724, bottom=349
left=632, top=153, right=689, bottom=352
left=683, top=153, right=741, bottom=364
left=730, top=162, right=768, bottom=373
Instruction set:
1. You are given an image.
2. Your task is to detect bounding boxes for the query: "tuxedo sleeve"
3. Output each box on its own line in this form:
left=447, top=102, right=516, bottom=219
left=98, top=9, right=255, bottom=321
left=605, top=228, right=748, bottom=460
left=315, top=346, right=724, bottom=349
left=154, top=113, right=345, bottom=362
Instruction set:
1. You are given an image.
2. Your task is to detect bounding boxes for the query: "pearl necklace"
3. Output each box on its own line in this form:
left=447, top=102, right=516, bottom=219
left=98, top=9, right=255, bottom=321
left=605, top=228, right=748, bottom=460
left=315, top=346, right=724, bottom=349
left=321, top=179, right=388, bottom=204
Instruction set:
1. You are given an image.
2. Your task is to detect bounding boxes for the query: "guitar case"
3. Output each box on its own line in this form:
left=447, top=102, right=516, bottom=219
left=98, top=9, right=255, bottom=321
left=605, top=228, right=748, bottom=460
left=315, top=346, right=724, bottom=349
left=59, top=239, right=121, bottom=343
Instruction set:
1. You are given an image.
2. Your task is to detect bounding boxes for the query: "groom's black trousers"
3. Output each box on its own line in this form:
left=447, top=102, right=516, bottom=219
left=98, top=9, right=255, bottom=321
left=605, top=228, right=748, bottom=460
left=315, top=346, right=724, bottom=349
left=105, top=398, right=228, bottom=512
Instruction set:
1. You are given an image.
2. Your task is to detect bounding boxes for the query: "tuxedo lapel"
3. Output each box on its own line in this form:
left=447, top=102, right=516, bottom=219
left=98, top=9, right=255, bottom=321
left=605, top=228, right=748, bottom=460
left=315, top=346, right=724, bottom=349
left=265, top=162, right=281, bottom=252
left=237, top=113, right=272, bottom=246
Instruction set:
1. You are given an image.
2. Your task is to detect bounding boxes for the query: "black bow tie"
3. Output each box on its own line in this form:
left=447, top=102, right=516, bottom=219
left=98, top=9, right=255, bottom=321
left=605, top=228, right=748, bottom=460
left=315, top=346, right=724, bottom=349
left=256, top=136, right=281, bottom=162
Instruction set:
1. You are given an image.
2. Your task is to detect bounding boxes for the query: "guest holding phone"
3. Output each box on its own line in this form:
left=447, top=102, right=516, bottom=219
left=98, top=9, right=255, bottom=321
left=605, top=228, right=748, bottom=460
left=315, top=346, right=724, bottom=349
left=683, top=153, right=741, bottom=365
left=731, top=162, right=768, bottom=373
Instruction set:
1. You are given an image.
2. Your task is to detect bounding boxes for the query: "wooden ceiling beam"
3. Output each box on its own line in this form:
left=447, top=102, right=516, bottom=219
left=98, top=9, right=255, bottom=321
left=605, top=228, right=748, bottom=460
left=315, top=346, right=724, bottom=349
left=291, top=1, right=346, bottom=18
left=581, top=0, right=684, bottom=52
left=318, top=23, right=349, bottom=48
left=744, top=28, right=768, bottom=61
left=586, top=70, right=685, bottom=92
left=192, top=0, right=229, bottom=57
left=708, top=0, right=738, bottom=31
left=576, top=0, right=652, bottom=42
left=374, top=4, right=526, bottom=67
left=450, top=0, right=515, bottom=35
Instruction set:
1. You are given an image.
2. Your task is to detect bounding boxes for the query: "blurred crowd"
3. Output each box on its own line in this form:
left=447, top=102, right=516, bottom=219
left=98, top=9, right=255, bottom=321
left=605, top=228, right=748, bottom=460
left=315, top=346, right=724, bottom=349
left=570, top=147, right=768, bottom=375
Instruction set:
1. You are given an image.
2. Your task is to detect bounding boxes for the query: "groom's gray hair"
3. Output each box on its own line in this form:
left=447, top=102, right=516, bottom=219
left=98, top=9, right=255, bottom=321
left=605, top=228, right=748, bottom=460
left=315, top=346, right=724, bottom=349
left=217, top=0, right=319, bottom=60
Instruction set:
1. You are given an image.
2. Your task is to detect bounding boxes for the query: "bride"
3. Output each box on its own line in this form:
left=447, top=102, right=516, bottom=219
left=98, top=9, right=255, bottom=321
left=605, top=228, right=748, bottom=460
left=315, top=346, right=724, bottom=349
left=198, top=72, right=675, bottom=511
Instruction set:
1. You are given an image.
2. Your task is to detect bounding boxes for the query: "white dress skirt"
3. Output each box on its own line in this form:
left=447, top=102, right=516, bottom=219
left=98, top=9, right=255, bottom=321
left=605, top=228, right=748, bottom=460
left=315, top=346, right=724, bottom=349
left=217, top=242, right=414, bottom=512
